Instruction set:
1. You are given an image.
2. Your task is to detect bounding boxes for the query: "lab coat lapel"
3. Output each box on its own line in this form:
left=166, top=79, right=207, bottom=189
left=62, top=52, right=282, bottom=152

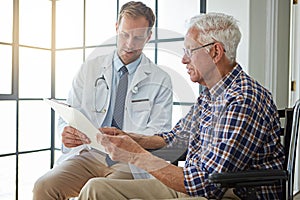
left=130, top=56, right=152, bottom=90
left=101, top=53, right=114, bottom=91
left=96, top=53, right=113, bottom=113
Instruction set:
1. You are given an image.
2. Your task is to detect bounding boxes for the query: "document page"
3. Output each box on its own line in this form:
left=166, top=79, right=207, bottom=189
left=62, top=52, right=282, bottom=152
left=44, top=98, right=106, bottom=153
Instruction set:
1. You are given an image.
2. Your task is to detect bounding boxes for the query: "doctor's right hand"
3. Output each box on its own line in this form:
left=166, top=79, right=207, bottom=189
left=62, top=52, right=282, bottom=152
left=61, top=126, right=91, bottom=148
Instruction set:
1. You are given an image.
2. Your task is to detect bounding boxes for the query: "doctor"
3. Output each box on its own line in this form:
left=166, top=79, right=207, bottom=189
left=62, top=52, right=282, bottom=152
left=33, top=1, right=173, bottom=199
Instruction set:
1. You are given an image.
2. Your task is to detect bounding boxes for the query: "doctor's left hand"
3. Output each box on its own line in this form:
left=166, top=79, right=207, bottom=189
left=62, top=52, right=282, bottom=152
left=99, top=127, right=127, bottom=136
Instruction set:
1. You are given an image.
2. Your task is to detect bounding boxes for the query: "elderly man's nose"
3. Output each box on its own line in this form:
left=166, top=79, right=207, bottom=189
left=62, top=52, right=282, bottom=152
left=182, top=54, right=190, bottom=64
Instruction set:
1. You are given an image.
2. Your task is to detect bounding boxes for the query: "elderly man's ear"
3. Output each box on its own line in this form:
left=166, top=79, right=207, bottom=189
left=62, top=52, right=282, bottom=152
left=211, top=43, right=225, bottom=63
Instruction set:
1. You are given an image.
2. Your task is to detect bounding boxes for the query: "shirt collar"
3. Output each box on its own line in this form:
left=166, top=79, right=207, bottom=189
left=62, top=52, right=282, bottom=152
left=208, top=64, right=242, bottom=99
left=113, top=51, right=142, bottom=75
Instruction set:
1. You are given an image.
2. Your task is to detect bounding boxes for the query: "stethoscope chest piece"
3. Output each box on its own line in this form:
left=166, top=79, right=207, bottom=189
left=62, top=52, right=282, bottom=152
left=100, top=108, right=106, bottom=113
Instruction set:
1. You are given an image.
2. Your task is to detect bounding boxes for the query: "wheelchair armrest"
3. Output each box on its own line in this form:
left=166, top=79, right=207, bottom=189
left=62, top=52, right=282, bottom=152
left=208, top=169, right=287, bottom=188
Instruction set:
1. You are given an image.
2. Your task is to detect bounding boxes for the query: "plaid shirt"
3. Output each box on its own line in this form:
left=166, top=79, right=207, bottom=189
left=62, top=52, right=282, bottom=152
left=157, top=65, right=285, bottom=199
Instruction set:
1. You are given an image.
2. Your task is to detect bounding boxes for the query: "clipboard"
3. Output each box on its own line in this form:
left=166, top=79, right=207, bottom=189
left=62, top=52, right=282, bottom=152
left=44, top=98, right=106, bottom=153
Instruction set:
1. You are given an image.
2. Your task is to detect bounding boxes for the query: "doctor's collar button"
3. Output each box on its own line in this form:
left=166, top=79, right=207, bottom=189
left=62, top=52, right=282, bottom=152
left=101, top=109, right=107, bottom=113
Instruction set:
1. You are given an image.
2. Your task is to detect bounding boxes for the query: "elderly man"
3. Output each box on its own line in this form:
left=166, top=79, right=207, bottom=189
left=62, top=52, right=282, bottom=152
left=78, top=12, right=285, bottom=199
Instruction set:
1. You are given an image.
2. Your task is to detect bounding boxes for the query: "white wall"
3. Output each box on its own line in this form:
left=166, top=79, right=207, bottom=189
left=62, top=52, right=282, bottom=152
left=207, top=0, right=290, bottom=109
left=206, top=0, right=250, bottom=72
left=290, top=3, right=300, bottom=106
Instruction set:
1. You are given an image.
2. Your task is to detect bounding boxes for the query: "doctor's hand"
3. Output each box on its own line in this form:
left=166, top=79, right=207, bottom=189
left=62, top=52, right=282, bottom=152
left=96, top=133, right=149, bottom=164
left=62, top=126, right=91, bottom=148
left=100, top=127, right=127, bottom=136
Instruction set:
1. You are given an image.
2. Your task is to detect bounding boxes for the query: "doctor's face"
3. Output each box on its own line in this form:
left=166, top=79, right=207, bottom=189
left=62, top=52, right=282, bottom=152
left=116, top=16, right=151, bottom=65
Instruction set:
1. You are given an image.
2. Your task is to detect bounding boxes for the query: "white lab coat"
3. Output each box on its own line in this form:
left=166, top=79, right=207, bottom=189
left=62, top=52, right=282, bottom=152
left=56, top=51, right=173, bottom=178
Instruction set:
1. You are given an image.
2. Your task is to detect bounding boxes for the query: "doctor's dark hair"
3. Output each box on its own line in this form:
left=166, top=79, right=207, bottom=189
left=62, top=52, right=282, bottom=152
left=118, top=1, right=155, bottom=33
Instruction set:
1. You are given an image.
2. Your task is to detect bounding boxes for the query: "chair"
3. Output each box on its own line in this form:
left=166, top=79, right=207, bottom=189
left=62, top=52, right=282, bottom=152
left=148, top=130, right=189, bottom=165
left=151, top=137, right=188, bottom=165
left=208, top=100, right=300, bottom=200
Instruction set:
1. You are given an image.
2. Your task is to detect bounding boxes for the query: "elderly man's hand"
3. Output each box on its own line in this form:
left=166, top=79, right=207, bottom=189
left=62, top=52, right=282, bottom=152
left=96, top=131, right=149, bottom=164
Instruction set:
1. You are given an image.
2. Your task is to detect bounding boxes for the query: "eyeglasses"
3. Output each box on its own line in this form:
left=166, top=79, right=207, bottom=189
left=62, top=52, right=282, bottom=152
left=118, top=31, right=148, bottom=44
left=183, top=42, right=215, bottom=58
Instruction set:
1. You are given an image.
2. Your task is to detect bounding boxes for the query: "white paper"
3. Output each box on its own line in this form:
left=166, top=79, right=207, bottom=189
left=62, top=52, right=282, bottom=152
left=44, top=98, right=106, bottom=153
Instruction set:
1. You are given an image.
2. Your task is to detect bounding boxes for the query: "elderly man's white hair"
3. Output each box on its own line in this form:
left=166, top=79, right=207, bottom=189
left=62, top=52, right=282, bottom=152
left=187, top=12, right=241, bottom=65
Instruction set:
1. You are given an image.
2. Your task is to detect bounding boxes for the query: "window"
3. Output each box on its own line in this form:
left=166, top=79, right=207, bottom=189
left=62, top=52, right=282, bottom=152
left=0, top=0, right=13, bottom=95
left=0, top=45, right=12, bottom=94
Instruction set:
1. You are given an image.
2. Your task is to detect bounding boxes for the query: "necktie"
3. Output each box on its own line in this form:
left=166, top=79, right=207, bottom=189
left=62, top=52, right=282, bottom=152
left=106, top=66, right=128, bottom=166
left=111, top=66, right=128, bottom=129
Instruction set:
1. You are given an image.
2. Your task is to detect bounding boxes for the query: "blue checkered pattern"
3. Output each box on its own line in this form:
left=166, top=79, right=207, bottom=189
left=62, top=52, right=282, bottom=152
left=157, top=65, right=285, bottom=199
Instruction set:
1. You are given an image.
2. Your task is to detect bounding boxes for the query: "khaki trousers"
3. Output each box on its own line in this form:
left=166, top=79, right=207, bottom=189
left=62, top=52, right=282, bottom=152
left=78, top=178, right=240, bottom=200
left=32, top=149, right=133, bottom=200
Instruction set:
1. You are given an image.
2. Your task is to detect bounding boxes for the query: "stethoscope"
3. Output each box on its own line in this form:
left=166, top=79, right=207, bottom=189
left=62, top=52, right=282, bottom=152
left=94, top=74, right=139, bottom=113
left=94, top=75, right=109, bottom=113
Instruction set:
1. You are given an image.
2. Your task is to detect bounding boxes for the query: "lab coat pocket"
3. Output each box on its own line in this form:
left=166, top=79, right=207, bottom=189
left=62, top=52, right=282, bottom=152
left=130, top=99, right=151, bottom=127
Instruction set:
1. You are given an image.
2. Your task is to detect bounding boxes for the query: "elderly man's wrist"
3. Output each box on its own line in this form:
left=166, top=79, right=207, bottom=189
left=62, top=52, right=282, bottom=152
left=130, top=151, right=169, bottom=173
